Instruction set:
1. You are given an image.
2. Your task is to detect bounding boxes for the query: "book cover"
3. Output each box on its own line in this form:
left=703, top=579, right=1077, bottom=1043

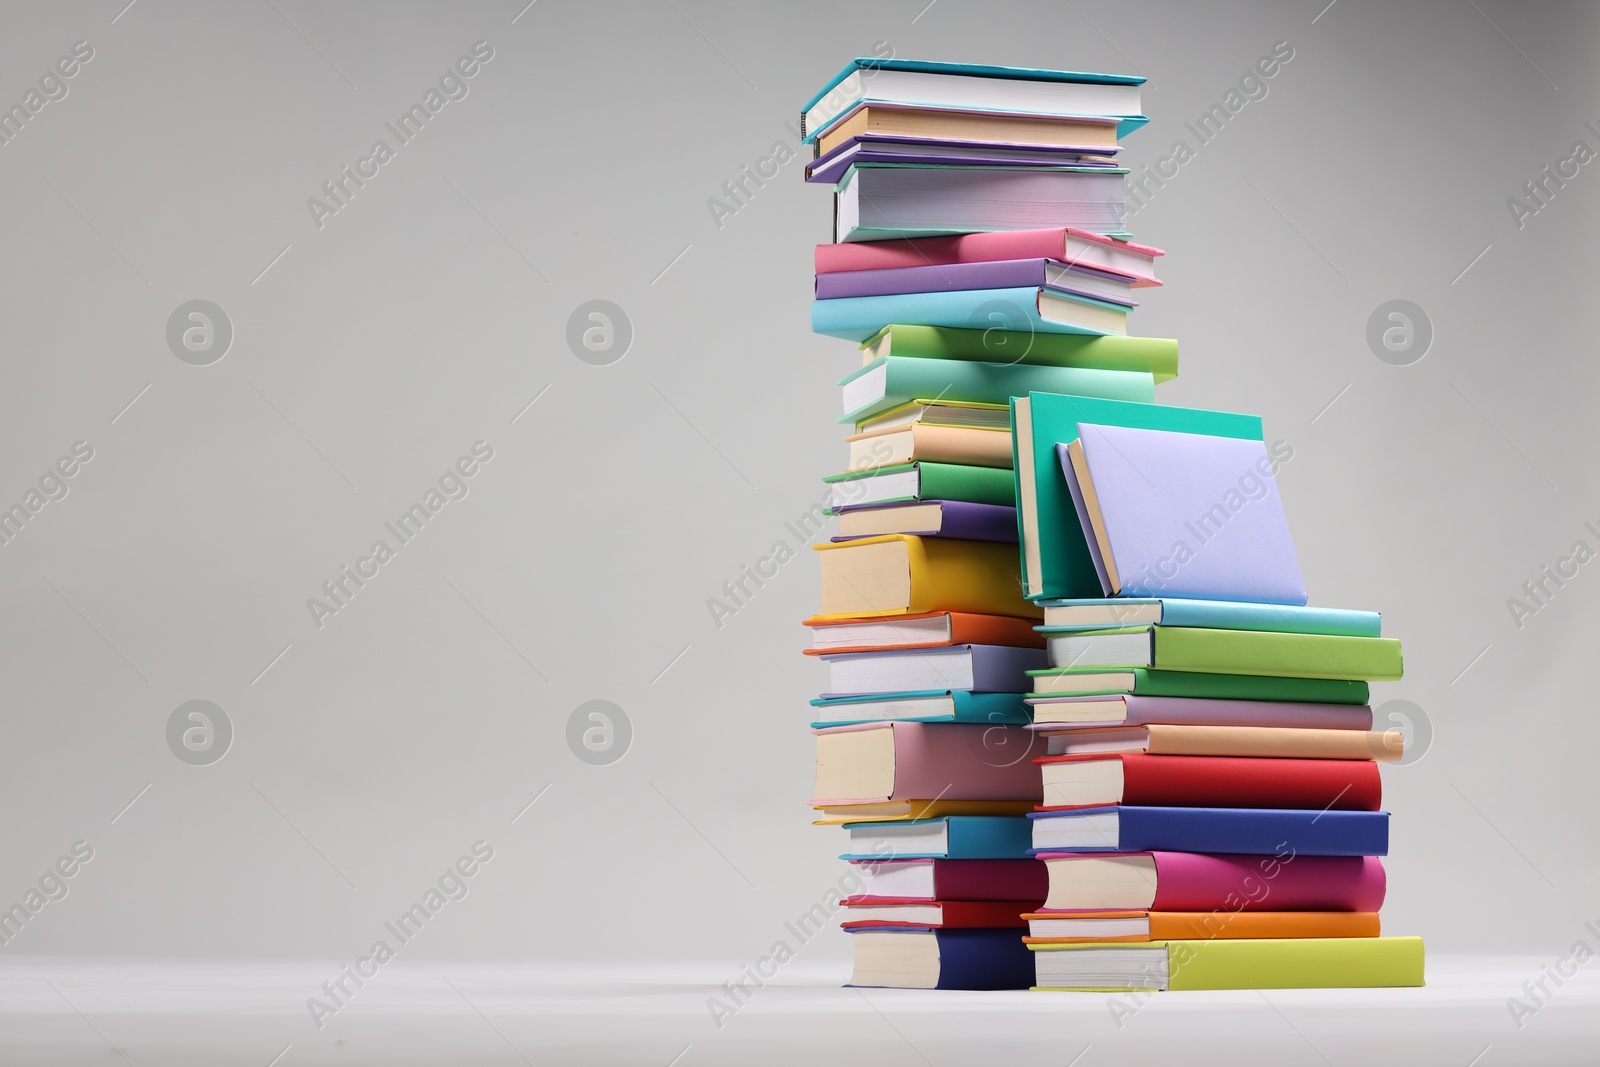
left=1029, top=936, right=1425, bottom=990
left=811, top=721, right=1044, bottom=805
left=817, top=228, right=1162, bottom=281
left=817, top=286, right=1136, bottom=344
left=1031, top=806, right=1390, bottom=856
left=861, top=324, right=1177, bottom=382
left=830, top=500, right=1020, bottom=544
left=1036, top=753, right=1382, bottom=811
left=803, top=612, right=1044, bottom=655
left=1026, top=694, right=1375, bottom=731
left=1027, top=667, right=1371, bottom=704
left=841, top=355, right=1155, bottom=423
left=814, top=535, right=1040, bottom=620
left=840, top=815, right=1036, bottom=860
left=1038, top=597, right=1380, bottom=636
left=1060, top=424, right=1306, bottom=604
left=1041, top=852, right=1386, bottom=912
left=809, top=690, right=1032, bottom=728
left=1046, top=626, right=1404, bottom=681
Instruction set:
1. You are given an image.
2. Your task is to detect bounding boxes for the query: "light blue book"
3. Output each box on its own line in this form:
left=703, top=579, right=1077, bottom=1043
left=840, top=816, right=1035, bottom=861
left=810, top=690, right=1028, bottom=728
left=1059, top=424, right=1307, bottom=605
left=1036, top=598, right=1381, bottom=638
left=815, top=286, right=1133, bottom=344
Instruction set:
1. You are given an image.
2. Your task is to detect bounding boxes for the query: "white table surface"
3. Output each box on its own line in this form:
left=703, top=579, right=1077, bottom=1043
left=1, top=955, right=1595, bottom=1065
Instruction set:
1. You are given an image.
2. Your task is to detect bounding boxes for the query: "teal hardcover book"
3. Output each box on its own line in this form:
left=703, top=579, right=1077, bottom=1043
left=839, top=816, right=1035, bottom=860
left=809, top=690, right=1030, bottom=728
left=815, top=286, right=1132, bottom=344
left=1013, top=392, right=1262, bottom=601
left=841, top=355, right=1155, bottom=424
left=800, top=57, right=1149, bottom=142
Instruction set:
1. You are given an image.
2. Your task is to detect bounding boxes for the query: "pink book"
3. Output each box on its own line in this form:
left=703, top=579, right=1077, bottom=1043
left=1036, top=851, right=1386, bottom=912
left=811, top=721, right=1043, bottom=806
left=1026, top=694, right=1375, bottom=732
left=814, top=227, right=1163, bottom=284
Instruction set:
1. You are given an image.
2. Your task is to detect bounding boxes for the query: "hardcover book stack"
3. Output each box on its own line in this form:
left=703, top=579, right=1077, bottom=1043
left=802, top=57, right=1171, bottom=991
left=800, top=57, right=1424, bottom=993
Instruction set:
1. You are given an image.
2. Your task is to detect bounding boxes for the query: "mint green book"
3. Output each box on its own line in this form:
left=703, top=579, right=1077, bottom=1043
left=862, top=325, right=1179, bottom=384
left=1044, top=626, right=1403, bottom=682
left=1031, top=936, right=1425, bottom=991
left=1027, top=667, right=1370, bottom=704
left=824, top=461, right=1013, bottom=508
left=1013, top=392, right=1262, bottom=600
left=842, top=357, right=1154, bottom=424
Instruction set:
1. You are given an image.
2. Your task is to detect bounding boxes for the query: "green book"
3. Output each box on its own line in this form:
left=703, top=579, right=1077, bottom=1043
left=1026, top=667, right=1370, bottom=704
left=1045, top=626, right=1404, bottom=682
left=842, top=357, right=1155, bottom=424
left=861, top=325, right=1179, bottom=384
left=824, top=461, right=1014, bottom=508
left=1013, top=392, right=1262, bottom=600
left=1030, top=936, right=1425, bottom=991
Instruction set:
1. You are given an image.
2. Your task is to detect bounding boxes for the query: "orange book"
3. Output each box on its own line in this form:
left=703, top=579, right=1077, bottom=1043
left=802, top=610, right=1043, bottom=655
left=1022, top=910, right=1381, bottom=943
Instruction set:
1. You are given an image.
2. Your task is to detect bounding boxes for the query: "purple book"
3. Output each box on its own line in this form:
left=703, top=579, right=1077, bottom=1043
left=808, top=134, right=1120, bottom=185
left=816, top=258, right=1138, bottom=308
left=1023, top=694, right=1376, bottom=731
left=831, top=500, right=1019, bottom=544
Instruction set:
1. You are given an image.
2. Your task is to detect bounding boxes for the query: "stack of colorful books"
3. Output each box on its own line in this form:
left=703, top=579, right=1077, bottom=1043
left=800, top=56, right=1424, bottom=993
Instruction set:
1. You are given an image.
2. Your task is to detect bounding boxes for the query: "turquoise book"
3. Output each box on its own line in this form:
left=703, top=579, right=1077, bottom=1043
left=816, top=286, right=1133, bottom=344
left=840, top=816, right=1035, bottom=861
left=810, top=690, right=1029, bottom=728
left=843, top=356, right=1154, bottom=424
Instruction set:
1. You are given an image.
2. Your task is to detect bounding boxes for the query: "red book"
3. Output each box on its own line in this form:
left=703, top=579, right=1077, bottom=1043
left=1036, top=753, right=1381, bottom=812
left=841, top=898, right=1037, bottom=929
left=849, top=858, right=1047, bottom=902
left=814, top=227, right=1163, bottom=283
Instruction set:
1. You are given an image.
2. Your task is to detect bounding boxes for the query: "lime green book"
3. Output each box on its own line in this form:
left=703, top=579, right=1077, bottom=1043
left=860, top=324, right=1179, bottom=383
left=1030, top=936, right=1425, bottom=991
left=1045, top=626, right=1403, bottom=682
left=1027, top=667, right=1370, bottom=704
left=824, top=461, right=1014, bottom=508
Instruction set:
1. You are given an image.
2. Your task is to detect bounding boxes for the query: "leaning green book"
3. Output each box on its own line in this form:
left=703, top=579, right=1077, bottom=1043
left=860, top=324, right=1179, bottom=383
left=1030, top=936, right=1425, bottom=991
left=1044, top=626, right=1404, bottom=682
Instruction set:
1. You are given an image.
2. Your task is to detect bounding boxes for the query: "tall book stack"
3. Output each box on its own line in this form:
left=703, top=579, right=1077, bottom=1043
left=800, top=57, right=1425, bottom=993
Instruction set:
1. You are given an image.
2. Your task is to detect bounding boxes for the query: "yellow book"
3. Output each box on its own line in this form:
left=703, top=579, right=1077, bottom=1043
left=813, top=535, right=1040, bottom=619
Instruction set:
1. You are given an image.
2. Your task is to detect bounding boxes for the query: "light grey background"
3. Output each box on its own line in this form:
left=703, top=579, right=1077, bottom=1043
left=0, top=0, right=1594, bottom=978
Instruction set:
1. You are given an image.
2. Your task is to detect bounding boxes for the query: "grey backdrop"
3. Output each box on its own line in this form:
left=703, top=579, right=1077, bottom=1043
left=0, top=0, right=1594, bottom=969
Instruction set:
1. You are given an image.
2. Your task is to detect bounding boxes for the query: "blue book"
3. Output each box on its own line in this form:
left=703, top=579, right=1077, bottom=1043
left=1028, top=806, right=1389, bottom=857
left=814, top=286, right=1131, bottom=344
left=840, top=816, right=1034, bottom=861
left=1037, top=598, right=1382, bottom=637
left=810, top=690, right=1029, bottom=728
left=846, top=927, right=1035, bottom=989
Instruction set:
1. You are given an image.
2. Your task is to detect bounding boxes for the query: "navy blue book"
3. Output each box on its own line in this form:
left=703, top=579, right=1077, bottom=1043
left=1028, top=805, right=1388, bottom=857
left=840, top=816, right=1034, bottom=860
left=846, top=927, right=1034, bottom=989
